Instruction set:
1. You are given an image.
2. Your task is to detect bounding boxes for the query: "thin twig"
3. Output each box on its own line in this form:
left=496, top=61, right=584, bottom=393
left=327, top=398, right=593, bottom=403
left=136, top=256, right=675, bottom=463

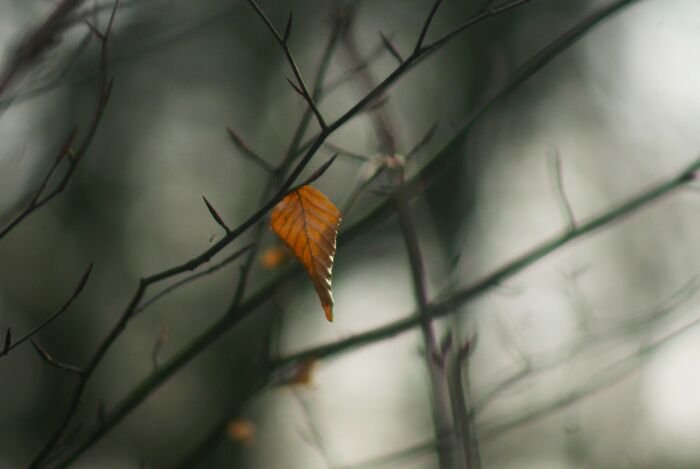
left=322, top=142, right=370, bottom=162
left=379, top=32, right=404, bottom=64
left=480, top=313, right=700, bottom=440
left=202, top=196, right=231, bottom=233
left=226, top=126, right=275, bottom=174
left=1, top=263, right=93, bottom=358
left=414, top=0, right=444, bottom=54
left=246, top=0, right=327, bottom=129
left=0, top=0, right=86, bottom=99
left=134, top=243, right=253, bottom=315
left=0, top=0, right=118, bottom=241
left=31, top=341, right=85, bottom=376
left=548, top=148, right=576, bottom=230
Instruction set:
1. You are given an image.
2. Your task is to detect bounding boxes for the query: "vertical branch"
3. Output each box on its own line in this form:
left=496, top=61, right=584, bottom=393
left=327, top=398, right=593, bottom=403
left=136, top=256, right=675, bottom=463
left=447, top=332, right=481, bottom=468
left=0, top=0, right=86, bottom=99
left=548, top=148, right=576, bottom=231
left=394, top=179, right=455, bottom=469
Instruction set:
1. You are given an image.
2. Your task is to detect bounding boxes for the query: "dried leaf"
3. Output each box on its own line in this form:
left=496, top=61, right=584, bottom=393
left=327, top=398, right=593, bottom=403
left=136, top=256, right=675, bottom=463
left=270, top=185, right=341, bottom=321
left=226, top=419, right=256, bottom=446
left=260, top=245, right=291, bottom=269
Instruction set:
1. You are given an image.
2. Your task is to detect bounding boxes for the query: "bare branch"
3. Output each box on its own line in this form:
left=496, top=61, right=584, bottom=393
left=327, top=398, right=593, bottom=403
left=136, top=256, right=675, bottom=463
left=31, top=341, right=84, bottom=376
left=135, top=243, right=254, bottom=315
left=380, top=32, right=404, bottom=64
left=322, top=142, right=370, bottom=162
left=414, top=0, right=444, bottom=54
left=246, top=0, right=327, bottom=129
left=423, top=0, right=534, bottom=54
left=301, top=153, right=339, bottom=186
left=226, top=126, right=275, bottom=173
left=0, top=0, right=87, bottom=99
left=0, top=0, right=120, bottom=241
left=283, top=10, right=294, bottom=44
left=548, top=148, right=576, bottom=231
left=1, top=263, right=93, bottom=358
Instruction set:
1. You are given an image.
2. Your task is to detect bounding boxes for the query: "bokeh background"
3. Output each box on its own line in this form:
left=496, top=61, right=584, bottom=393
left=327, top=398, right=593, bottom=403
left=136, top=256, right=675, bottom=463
left=2, top=0, right=700, bottom=467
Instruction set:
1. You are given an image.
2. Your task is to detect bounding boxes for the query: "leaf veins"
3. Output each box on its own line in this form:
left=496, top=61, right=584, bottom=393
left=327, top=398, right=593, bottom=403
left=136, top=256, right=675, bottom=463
left=270, top=185, right=341, bottom=321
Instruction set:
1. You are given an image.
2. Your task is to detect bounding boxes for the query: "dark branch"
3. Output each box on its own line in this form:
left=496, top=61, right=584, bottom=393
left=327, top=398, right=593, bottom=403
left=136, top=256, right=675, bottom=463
left=246, top=0, right=327, bottom=129
left=380, top=32, right=404, bottom=64
left=1, top=263, right=93, bottom=358
left=414, top=0, right=444, bottom=53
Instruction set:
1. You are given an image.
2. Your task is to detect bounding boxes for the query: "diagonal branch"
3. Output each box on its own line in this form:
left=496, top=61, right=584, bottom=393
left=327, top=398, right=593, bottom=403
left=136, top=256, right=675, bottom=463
left=246, top=0, right=327, bottom=130
left=0, top=0, right=118, bottom=241
left=274, top=155, right=700, bottom=367
left=414, top=0, right=444, bottom=53
left=0, top=263, right=93, bottom=358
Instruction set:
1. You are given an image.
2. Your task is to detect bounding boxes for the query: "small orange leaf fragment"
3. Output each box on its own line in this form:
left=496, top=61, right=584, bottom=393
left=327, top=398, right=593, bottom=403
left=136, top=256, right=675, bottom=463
left=226, top=419, right=256, bottom=446
left=270, top=185, right=341, bottom=321
left=260, top=245, right=291, bottom=269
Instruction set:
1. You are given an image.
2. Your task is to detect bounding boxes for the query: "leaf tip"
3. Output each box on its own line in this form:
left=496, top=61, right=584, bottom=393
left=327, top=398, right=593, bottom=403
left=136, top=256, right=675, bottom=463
left=323, top=303, right=333, bottom=322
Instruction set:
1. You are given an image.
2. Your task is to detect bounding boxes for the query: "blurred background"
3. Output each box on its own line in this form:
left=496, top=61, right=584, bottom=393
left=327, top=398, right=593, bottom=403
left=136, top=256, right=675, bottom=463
left=1, top=0, right=700, bottom=467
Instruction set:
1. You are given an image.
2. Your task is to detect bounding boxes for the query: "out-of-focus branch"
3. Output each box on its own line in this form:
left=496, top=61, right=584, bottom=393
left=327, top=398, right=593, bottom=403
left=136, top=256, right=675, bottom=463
left=0, top=1, right=118, bottom=241
left=548, top=149, right=576, bottom=231
left=480, top=313, right=700, bottom=440
left=274, top=155, right=700, bottom=367
left=44, top=2, right=640, bottom=465
left=0, top=263, right=93, bottom=359
left=0, top=0, right=86, bottom=99
left=395, top=178, right=455, bottom=468
left=473, top=275, right=700, bottom=414
left=338, top=309, right=700, bottom=467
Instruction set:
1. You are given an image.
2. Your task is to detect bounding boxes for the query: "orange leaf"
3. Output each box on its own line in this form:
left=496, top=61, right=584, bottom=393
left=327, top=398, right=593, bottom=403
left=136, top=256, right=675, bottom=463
left=270, top=185, right=341, bottom=321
